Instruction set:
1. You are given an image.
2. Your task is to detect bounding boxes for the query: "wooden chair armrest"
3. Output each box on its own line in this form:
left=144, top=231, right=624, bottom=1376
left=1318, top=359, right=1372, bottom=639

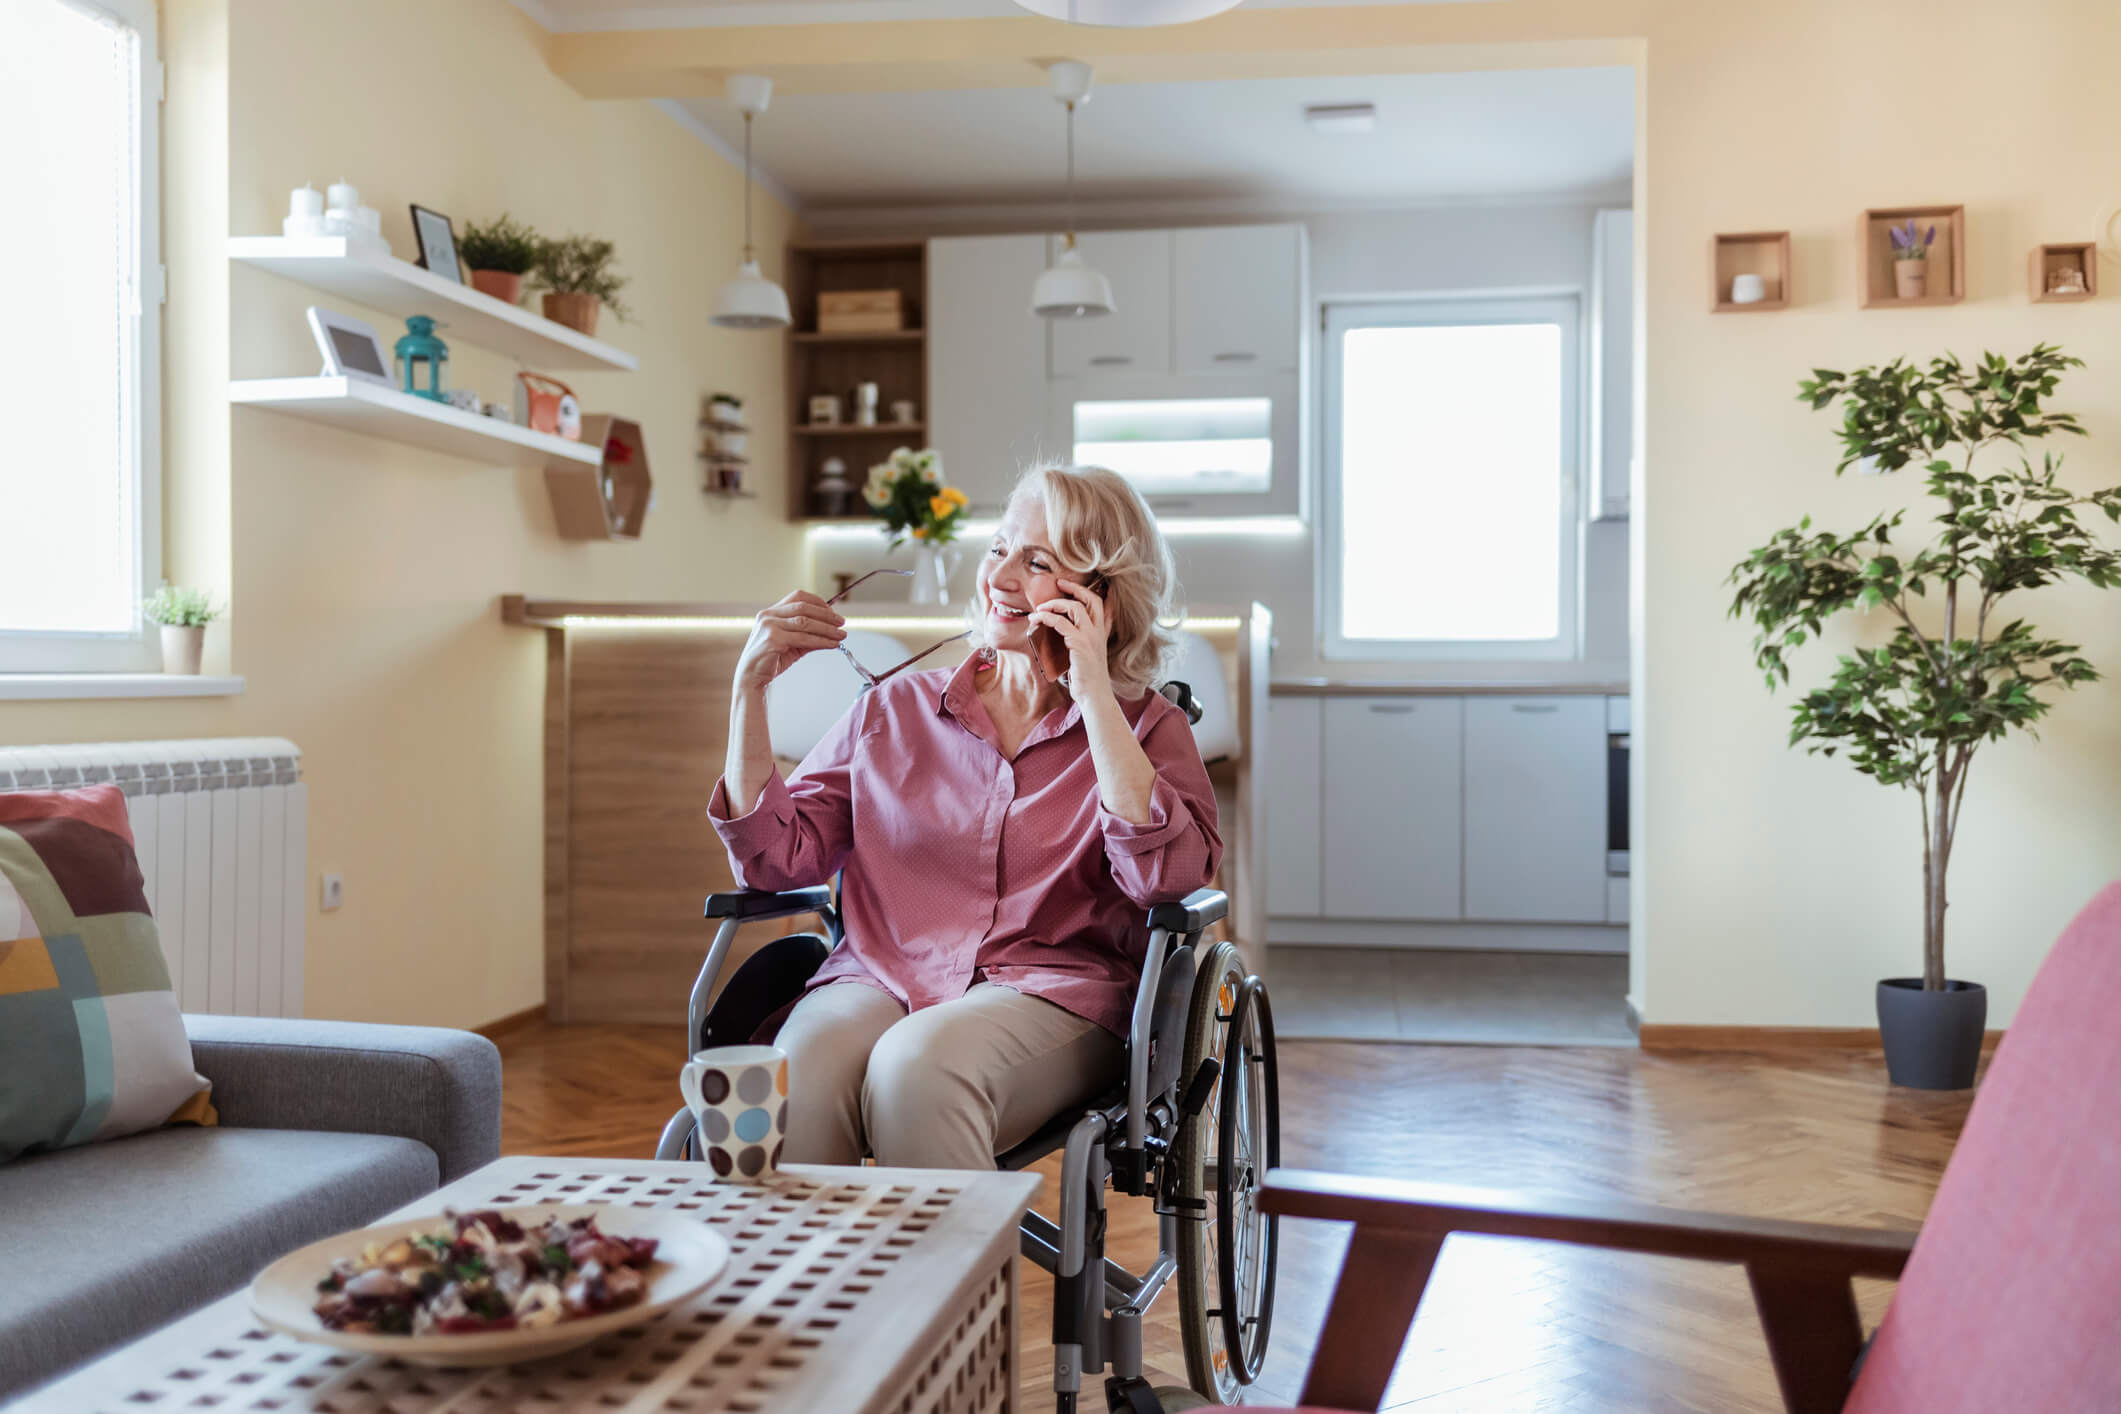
left=1262, top=1169, right=1917, bottom=1414
left=1262, top=1168, right=1915, bottom=1277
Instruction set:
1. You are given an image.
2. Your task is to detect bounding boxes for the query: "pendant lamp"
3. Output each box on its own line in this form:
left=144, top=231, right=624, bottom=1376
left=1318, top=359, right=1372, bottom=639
left=1031, top=61, right=1115, bottom=320
left=711, top=74, right=792, bottom=331
left=1013, top=0, right=1243, bottom=24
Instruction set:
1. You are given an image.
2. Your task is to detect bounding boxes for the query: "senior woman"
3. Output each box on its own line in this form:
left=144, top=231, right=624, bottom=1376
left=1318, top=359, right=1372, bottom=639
left=708, top=463, right=1220, bottom=1171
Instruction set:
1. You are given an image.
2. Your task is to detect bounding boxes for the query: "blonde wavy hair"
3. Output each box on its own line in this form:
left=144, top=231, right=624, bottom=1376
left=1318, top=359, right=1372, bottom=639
left=970, top=464, right=1182, bottom=700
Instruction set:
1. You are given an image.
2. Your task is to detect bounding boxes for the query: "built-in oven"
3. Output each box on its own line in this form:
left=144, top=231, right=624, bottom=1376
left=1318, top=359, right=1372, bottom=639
left=1607, top=728, right=1630, bottom=878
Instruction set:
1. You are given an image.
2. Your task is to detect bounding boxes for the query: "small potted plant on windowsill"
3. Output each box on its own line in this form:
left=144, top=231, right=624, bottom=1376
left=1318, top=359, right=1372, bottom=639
left=1890, top=219, right=1936, bottom=299
left=143, top=585, right=223, bottom=676
left=458, top=213, right=542, bottom=306
left=532, top=234, right=631, bottom=337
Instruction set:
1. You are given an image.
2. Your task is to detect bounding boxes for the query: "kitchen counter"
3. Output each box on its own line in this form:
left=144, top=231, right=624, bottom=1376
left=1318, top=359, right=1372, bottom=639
left=1271, top=679, right=1628, bottom=697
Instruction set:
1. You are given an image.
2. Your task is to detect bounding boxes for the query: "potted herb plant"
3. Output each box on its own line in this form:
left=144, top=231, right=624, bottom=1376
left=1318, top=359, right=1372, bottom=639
left=862, top=448, right=971, bottom=604
left=532, top=234, right=630, bottom=336
left=1889, top=219, right=1936, bottom=299
left=143, top=584, right=223, bottom=676
left=457, top=213, right=542, bottom=305
left=1728, top=345, right=2121, bottom=1089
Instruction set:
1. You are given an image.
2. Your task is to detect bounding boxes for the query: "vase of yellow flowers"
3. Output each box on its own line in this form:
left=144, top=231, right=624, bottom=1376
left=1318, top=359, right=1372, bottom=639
left=864, top=447, right=971, bottom=604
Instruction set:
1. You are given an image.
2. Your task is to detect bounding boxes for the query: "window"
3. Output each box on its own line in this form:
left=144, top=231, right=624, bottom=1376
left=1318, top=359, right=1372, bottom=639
left=0, top=0, right=161, bottom=673
left=1321, top=295, right=1580, bottom=660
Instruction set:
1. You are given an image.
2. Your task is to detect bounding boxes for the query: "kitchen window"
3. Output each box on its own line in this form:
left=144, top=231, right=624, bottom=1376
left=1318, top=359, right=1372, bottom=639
left=0, top=0, right=162, bottom=673
left=1321, top=295, right=1580, bottom=661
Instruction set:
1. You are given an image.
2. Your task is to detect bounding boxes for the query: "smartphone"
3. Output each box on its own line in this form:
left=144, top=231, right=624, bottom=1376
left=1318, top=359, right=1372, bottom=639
left=1033, top=574, right=1104, bottom=682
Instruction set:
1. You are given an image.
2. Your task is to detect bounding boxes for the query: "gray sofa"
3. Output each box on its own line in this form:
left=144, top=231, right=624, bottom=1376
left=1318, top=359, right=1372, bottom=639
left=0, top=1015, right=502, bottom=1401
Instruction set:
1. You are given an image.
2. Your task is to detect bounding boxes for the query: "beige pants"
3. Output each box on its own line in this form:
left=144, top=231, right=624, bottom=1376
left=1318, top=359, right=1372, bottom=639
left=773, top=980, right=1125, bottom=1170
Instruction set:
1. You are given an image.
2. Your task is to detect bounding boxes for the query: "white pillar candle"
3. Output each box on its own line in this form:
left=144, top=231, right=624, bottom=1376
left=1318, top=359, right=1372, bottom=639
left=288, top=184, right=323, bottom=218
left=325, top=179, right=359, bottom=213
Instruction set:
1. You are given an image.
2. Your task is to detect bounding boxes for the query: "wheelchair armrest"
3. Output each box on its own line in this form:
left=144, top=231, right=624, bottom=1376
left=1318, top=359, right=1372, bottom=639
left=704, top=886, right=835, bottom=922
left=1146, top=888, right=1227, bottom=936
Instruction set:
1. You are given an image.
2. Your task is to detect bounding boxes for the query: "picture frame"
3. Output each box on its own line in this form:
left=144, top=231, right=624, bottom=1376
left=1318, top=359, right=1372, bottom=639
left=409, top=204, right=462, bottom=283
left=807, top=394, right=841, bottom=426
left=305, top=306, right=396, bottom=389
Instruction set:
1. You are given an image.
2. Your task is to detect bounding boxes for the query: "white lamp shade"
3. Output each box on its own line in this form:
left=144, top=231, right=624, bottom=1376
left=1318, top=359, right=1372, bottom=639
left=1032, top=246, right=1116, bottom=318
left=1014, top=0, right=1243, bottom=24
left=712, top=259, right=792, bottom=330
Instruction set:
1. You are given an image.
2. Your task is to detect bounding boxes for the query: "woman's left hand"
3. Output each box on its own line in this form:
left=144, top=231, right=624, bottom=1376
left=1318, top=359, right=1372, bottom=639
left=1029, top=581, right=1113, bottom=703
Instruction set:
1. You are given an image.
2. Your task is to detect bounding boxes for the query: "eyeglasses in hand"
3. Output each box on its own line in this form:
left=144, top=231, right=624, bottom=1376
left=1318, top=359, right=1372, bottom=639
left=823, top=569, right=971, bottom=689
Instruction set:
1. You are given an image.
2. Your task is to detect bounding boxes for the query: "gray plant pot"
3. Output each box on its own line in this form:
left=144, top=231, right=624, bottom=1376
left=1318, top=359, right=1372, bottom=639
left=1876, top=978, right=1987, bottom=1090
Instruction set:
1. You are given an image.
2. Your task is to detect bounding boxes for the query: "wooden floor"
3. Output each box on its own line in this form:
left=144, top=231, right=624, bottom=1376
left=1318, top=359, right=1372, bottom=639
left=496, top=1023, right=1978, bottom=1412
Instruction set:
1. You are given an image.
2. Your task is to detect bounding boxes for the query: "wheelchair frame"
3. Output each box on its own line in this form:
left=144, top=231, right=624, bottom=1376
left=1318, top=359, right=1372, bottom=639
left=654, top=883, right=1278, bottom=1414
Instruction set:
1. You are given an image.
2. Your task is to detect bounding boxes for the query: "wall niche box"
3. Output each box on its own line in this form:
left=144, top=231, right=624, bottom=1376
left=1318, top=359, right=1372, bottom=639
left=1861, top=205, right=1966, bottom=307
left=787, top=240, right=927, bottom=522
left=547, top=413, right=651, bottom=540
left=2031, top=243, right=2097, bottom=302
left=1711, top=231, right=1791, bottom=311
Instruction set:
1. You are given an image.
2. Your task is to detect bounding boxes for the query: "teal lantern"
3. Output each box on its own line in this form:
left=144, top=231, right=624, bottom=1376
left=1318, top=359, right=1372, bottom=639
left=395, top=315, right=448, bottom=402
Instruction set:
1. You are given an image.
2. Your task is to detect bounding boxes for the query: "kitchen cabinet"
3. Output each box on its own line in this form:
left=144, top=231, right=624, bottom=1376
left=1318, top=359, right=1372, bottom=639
left=1175, top=224, right=1302, bottom=374
left=1266, top=696, right=1323, bottom=917
left=1321, top=697, right=1462, bottom=921
left=1463, top=697, right=1609, bottom=923
left=1048, top=230, right=1173, bottom=379
left=927, top=234, right=1054, bottom=511
left=1590, top=208, right=1633, bottom=521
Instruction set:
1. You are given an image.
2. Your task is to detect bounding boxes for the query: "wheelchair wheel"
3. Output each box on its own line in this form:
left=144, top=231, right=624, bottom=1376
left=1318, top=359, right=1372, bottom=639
left=1174, top=942, right=1281, bottom=1403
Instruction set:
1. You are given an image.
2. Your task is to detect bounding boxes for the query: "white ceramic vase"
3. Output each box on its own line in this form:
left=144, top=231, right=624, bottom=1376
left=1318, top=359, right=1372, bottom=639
left=160, top=624, right=205, bottom=675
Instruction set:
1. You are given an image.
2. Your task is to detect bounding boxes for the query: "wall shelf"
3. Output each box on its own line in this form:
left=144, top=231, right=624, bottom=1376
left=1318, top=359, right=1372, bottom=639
left=229, top=236, right=640, bottom=371
left=2031, top=242, right=2098, bottom=301
left=548, top=413, right=652, bottom=541
left=794, top=422, right=926, bottom=438
left=792, top=330, right=925, bottom=346
left=230, top=377, right=602, bottom=467
left=1861, top=205, right=1966, bottom=307
left=1710, top=231, right=1791, bottom=311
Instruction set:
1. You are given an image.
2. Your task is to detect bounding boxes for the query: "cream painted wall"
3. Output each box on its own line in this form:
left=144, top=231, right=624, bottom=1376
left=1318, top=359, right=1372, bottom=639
left=0, top=0, right=803, bottom=1029
left=1635, top=0, right=2121, bottom=1028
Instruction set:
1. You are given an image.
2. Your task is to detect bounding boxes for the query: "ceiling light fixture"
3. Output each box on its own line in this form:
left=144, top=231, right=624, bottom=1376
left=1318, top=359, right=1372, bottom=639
left=1013, top=0, right=1244, bottom=25
left=1304, top=101, right=1378, bottom=135
left=1031, top=60, right=1115, bottom=320
left=710, top=74, right=792, bottom=331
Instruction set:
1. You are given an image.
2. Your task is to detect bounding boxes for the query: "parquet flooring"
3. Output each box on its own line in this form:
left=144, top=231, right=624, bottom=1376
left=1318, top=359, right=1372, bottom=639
left=497, top=1024, right=1978, bottom=1412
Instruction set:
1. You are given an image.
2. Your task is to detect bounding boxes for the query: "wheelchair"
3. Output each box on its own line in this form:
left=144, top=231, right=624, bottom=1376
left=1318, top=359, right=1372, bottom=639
left=655, top=881, right=1280, bottom=1412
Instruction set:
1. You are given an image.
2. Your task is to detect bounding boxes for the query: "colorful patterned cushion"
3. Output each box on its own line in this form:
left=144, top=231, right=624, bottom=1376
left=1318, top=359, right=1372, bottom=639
left=0, top=786, right=213, bottom=1165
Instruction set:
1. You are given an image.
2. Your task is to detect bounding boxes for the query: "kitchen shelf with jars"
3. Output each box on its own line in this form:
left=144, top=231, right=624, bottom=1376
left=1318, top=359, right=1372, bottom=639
left=700, top=391, right=757, bottom=499
left=786, top=240, right=927, bottom=522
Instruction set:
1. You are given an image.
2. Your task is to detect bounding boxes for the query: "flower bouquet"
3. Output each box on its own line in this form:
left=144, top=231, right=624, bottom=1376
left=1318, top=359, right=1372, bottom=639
left=863, top=447, right=969, bottom=549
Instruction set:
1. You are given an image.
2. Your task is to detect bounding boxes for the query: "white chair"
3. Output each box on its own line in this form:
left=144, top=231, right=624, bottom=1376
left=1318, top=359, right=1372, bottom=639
left=763, top=629, right=910, bottom=762
left=1165, top=630, right=1237, bottom=764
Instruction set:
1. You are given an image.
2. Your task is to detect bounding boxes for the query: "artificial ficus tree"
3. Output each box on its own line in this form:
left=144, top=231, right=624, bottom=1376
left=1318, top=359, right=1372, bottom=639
left=1729, top=345, right=2121, bottom=990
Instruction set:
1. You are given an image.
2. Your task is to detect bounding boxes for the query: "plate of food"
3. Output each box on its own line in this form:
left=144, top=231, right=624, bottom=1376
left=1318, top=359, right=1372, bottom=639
left=249, top=1204, right=730, bottom=1367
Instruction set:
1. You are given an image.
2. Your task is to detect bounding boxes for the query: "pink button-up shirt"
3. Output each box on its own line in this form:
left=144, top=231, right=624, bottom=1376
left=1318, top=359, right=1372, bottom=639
left=707, top=653, right=1222, bottom=1037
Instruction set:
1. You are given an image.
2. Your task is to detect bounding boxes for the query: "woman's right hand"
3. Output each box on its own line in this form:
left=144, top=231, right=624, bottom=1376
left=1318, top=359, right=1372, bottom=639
left=734, top=591, right=847, bottom=694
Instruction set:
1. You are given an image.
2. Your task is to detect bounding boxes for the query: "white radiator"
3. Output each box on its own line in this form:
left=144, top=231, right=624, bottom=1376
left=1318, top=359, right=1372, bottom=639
left=0, top=738, right=306, bottom=1018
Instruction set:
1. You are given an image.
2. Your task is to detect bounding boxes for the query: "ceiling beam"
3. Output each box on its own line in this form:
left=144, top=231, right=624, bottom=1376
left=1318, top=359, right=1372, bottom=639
left=541, top=2, right=1646, bottom=100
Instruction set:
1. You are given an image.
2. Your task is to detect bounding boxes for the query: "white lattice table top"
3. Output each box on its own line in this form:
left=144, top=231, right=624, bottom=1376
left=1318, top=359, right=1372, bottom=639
left=30, top=1156, right=1041, bottom=1414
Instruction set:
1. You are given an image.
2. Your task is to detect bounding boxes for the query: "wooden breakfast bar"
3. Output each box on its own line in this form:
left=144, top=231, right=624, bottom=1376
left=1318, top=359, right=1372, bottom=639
left=501, top=597, right=1270, bottom=1025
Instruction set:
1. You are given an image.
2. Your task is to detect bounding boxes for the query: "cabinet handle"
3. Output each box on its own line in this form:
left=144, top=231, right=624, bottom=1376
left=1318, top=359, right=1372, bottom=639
left=1511, top=703, right=1561, bottom=714
left=1212, top=351, right=1258, bottom=363
left=1088, top=355, right=1134, bottom=367
left=1367, top=703, right=1417, bottom=715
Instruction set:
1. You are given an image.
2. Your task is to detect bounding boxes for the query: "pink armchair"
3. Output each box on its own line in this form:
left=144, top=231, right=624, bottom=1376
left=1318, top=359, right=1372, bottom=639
left=1254, top=882, right=2121, bottom=1413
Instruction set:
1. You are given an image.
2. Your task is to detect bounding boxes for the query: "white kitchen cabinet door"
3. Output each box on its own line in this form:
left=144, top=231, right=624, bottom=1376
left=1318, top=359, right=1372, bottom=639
left=1321, top=697, right=1462, bottom=921
left=1590, top=208, right=1633, bottom=521
left=1266, top=696, right=1323, bottom=917
left=1175, top=224, right=1301, bottom=375
left=1048, top=231, right=1173, bottom=379
left=1463, top=697, right=1609, bottom=922
left=928, top=234, right=1057, bottom=511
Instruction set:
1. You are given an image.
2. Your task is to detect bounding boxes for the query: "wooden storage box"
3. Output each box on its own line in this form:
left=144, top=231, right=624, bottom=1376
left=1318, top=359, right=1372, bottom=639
left=546, top=413, right=652, bottom=541
left=818, top=289, right=904, bottom=334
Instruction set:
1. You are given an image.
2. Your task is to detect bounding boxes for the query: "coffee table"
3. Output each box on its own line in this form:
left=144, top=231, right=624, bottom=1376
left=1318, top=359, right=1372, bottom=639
left=26, top=1155, right=1042, bottom=1414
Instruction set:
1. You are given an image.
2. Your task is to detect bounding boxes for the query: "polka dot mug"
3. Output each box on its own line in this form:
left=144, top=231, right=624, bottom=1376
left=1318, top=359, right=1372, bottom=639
left=680, top=1044, right=789, bottom=1182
